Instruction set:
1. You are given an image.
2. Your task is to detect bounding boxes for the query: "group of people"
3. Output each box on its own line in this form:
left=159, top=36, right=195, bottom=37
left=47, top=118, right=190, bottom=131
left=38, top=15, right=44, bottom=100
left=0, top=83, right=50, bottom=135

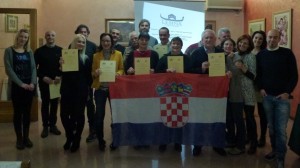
left=4, top=18, right=298, bottom=168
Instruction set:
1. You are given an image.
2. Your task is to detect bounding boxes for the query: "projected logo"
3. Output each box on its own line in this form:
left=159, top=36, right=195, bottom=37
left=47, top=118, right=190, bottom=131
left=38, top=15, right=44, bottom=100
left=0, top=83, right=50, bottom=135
left=160, top=14, right=184, bottom=27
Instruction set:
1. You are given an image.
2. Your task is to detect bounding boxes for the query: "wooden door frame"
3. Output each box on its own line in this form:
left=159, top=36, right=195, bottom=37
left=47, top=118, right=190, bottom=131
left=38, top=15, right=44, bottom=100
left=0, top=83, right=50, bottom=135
left=0, top=8, right=37, bottom=50
left=0, top=8, right=38, bottom=122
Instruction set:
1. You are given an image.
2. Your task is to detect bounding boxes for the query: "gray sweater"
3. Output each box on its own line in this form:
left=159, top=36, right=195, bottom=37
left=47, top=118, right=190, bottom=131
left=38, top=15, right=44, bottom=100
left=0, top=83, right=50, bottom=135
left=4, top=46, right=37, bottom=100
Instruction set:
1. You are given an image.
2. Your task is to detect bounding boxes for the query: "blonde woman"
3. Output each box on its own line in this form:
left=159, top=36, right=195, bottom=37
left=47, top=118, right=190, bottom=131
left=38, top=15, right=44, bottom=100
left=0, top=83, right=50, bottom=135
left=60, top=34, right=92, bottom=152
left=4, top=29, right=37, bottom=150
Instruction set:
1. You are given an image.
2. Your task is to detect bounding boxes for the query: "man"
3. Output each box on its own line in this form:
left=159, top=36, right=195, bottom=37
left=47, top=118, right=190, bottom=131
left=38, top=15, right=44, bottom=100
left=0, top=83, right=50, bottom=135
left=256, top=29, right=298, bottom=168
left=110, top=28, right=125, bottom=55
left=34, top=31, right=62, bottom=138
left=216, top=27, right=231, bottom=49
left=138, top=19, right=158, bottom=47
left=184, top=41, right=202, bottom=57
left=153, top=27, right=170, bottom=59
left=190, top=29, right=227, bottom=156
left=74, top=24, right=97, bottom=143
left=185, top=26, right=215, bottom=57
left=123, top=31, right=139, bottom=63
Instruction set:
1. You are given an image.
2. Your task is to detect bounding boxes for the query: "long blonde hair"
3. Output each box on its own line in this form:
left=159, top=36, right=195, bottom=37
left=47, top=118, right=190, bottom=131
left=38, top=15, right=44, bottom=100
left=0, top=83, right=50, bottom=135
left=70, top=34, right=88, bottom=63
left=14, top=29, right=30, bottom=51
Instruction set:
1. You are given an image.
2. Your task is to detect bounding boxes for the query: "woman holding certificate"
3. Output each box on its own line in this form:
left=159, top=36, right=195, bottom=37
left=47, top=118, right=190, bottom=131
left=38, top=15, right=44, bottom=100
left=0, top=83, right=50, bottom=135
left=155, top=37, right=192, bottom=74
left=60, top=34, right=92, bottom=152
left=155, top=37, right=192, bottom=152
left=91, top=33, right=124, bottom=151
left=4, top=29, right=36, bottom=150
left=125, top=32, right=159, bottom=75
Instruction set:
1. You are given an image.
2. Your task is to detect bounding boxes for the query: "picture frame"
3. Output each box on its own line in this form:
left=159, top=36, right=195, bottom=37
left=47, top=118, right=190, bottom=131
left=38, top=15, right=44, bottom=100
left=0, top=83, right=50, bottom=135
left=248, top=18, right=265, bottom=36
left=105, top=18, right=135, bottom=46
left=5, top=14, right=18, bottom=32
left=205, top=20, right=216, bottom=32
left=272, top=9, right=292, bottom=49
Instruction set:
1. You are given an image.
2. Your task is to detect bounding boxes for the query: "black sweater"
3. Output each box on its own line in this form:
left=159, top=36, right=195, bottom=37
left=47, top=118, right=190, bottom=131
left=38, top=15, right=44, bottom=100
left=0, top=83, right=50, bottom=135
left=256, top=47, right=298, bottom=96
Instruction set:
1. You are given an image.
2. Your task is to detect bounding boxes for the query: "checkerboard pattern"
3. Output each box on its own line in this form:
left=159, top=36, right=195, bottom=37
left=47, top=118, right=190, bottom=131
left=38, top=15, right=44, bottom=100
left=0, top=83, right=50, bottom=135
left=160, top=96, right=189, bottom=128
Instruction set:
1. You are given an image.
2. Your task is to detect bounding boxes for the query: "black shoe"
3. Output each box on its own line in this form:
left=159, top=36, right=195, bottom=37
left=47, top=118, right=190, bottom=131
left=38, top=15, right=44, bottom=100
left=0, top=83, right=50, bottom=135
left=264, top=151, right=276, bottom=161
left=257, top=137, right=266, bottom=148
left=192, top=145, right=202, bottom=156
left=110, top=143, right=118, bottom=151
left=247, top=147, right=257, bottom=154
left=213, top=147, right=227, bottom=156
left=86, top=132, right=97, bottom=143
left=134, top=145, right=142, bottom=150
left=174, top=143, right=182, bottom=152
left=99, top=140, right=106, bottom=151
left=50, top=126, right=61, bottom=135
left=23, top=138, right=33, bottom=148
left=70, top=138, right=81, bottom=153
left=16, top=140, right=25, bottom=150
left=159, top=145, right=167, bottom=152
left=41, top=127, right=48, bottom=138
left=247, top=141, right=257, bottom=154
left=143, top=145, right=150, bottom=149
left=228, top=147, right=245, bottom=155
left=63, top=139, right=72, bottom=150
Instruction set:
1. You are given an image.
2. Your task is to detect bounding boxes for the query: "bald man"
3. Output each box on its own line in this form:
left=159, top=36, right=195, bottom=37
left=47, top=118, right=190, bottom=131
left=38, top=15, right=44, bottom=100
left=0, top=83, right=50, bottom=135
left=256, top=29, right=298, bottom=168
left=34, top=31, right=62, bottom=138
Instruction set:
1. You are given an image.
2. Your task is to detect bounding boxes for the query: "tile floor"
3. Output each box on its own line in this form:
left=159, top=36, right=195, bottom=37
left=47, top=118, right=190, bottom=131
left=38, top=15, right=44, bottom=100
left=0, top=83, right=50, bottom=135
left=0, top=103, right=299, bottom=168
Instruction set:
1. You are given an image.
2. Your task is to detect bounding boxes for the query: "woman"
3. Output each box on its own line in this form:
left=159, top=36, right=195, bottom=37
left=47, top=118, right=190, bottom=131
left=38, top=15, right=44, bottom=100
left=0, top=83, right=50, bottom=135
left=156, top=36, right=192, bottom=74
left=4, top=29, right=37, bottom=150
left=155, top=37, right=192, bottom=152
left=234, top=34, right=257, bottom=154
left=224, top=38, right=246, bottom=155
left=91, top=33, right=124, bottom=151
left=60, top=34, right=92, bottom=152
left=125, top=32, right=159, bottom=75
left=251, top=31, right=267, bottom=147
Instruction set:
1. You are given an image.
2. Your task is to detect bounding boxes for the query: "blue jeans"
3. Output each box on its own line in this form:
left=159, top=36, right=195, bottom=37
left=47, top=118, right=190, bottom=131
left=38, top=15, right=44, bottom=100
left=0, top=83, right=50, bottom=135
left=94, top=88, right=110, bottom=143
left=263, top=95, right=290, bottom=161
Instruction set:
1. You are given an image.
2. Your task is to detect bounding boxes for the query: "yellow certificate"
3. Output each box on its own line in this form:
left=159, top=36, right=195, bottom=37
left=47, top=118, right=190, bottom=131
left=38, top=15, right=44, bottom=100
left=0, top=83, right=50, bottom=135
left=99, top=60, right=116, bottom=82
left=208, top=53, right=226, bottom=77
left=62, top=49, right=78, bottom=72
left=153, top=45, right=169, bottom=59
left=49, top=83, right=61, bottom=99
left=168, top=56, right=184, bottom=73
left=134, top=57, right=150, bottom=75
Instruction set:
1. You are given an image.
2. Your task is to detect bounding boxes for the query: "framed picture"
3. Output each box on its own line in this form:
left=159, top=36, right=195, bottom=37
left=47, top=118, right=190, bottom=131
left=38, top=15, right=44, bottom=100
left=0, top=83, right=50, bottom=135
left=205, top=20, right=216, bottom=32
left=272, top=9, right=292, bottom=49
left=5, top=15, right=18, bottom=32
left=105, top=18, right=135, bottom=46
left=248, top=18, right=265, bottom=36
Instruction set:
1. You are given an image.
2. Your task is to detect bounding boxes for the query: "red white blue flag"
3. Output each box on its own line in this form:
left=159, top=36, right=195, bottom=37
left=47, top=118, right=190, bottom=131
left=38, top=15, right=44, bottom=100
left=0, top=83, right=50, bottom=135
left=109, top=73, right=229, bottom=147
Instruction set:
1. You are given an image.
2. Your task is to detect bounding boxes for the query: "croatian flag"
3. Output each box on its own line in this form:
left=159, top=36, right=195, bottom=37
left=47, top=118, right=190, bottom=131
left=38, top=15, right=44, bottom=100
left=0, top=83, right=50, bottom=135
left=110, top=73, right=229, bottom=147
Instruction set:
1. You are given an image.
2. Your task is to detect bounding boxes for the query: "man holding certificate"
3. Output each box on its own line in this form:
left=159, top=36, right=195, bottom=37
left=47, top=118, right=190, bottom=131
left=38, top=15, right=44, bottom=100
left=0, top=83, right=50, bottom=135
left=156, top=37, right=192, bottom=74
left=125, top=32, right=159, bottom=75
left=91, top=33, right=124, bottom=151
left=190, top=29, right=227, bottom=156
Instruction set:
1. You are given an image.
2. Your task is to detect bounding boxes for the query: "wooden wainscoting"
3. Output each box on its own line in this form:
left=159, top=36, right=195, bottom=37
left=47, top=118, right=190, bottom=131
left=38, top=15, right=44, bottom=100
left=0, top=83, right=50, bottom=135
left=0, top=97, right=38, bottom=123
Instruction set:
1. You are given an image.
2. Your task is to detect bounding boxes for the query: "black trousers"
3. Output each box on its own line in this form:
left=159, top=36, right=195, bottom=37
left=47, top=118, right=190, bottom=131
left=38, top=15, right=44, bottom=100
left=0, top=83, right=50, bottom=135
left=244, top=105, right=257, bottom=144
left=39, top=83, right=59, bottom=128
left=60, top=93, right=86, bottom=141
left=11, top=83, right=34, bottom=139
